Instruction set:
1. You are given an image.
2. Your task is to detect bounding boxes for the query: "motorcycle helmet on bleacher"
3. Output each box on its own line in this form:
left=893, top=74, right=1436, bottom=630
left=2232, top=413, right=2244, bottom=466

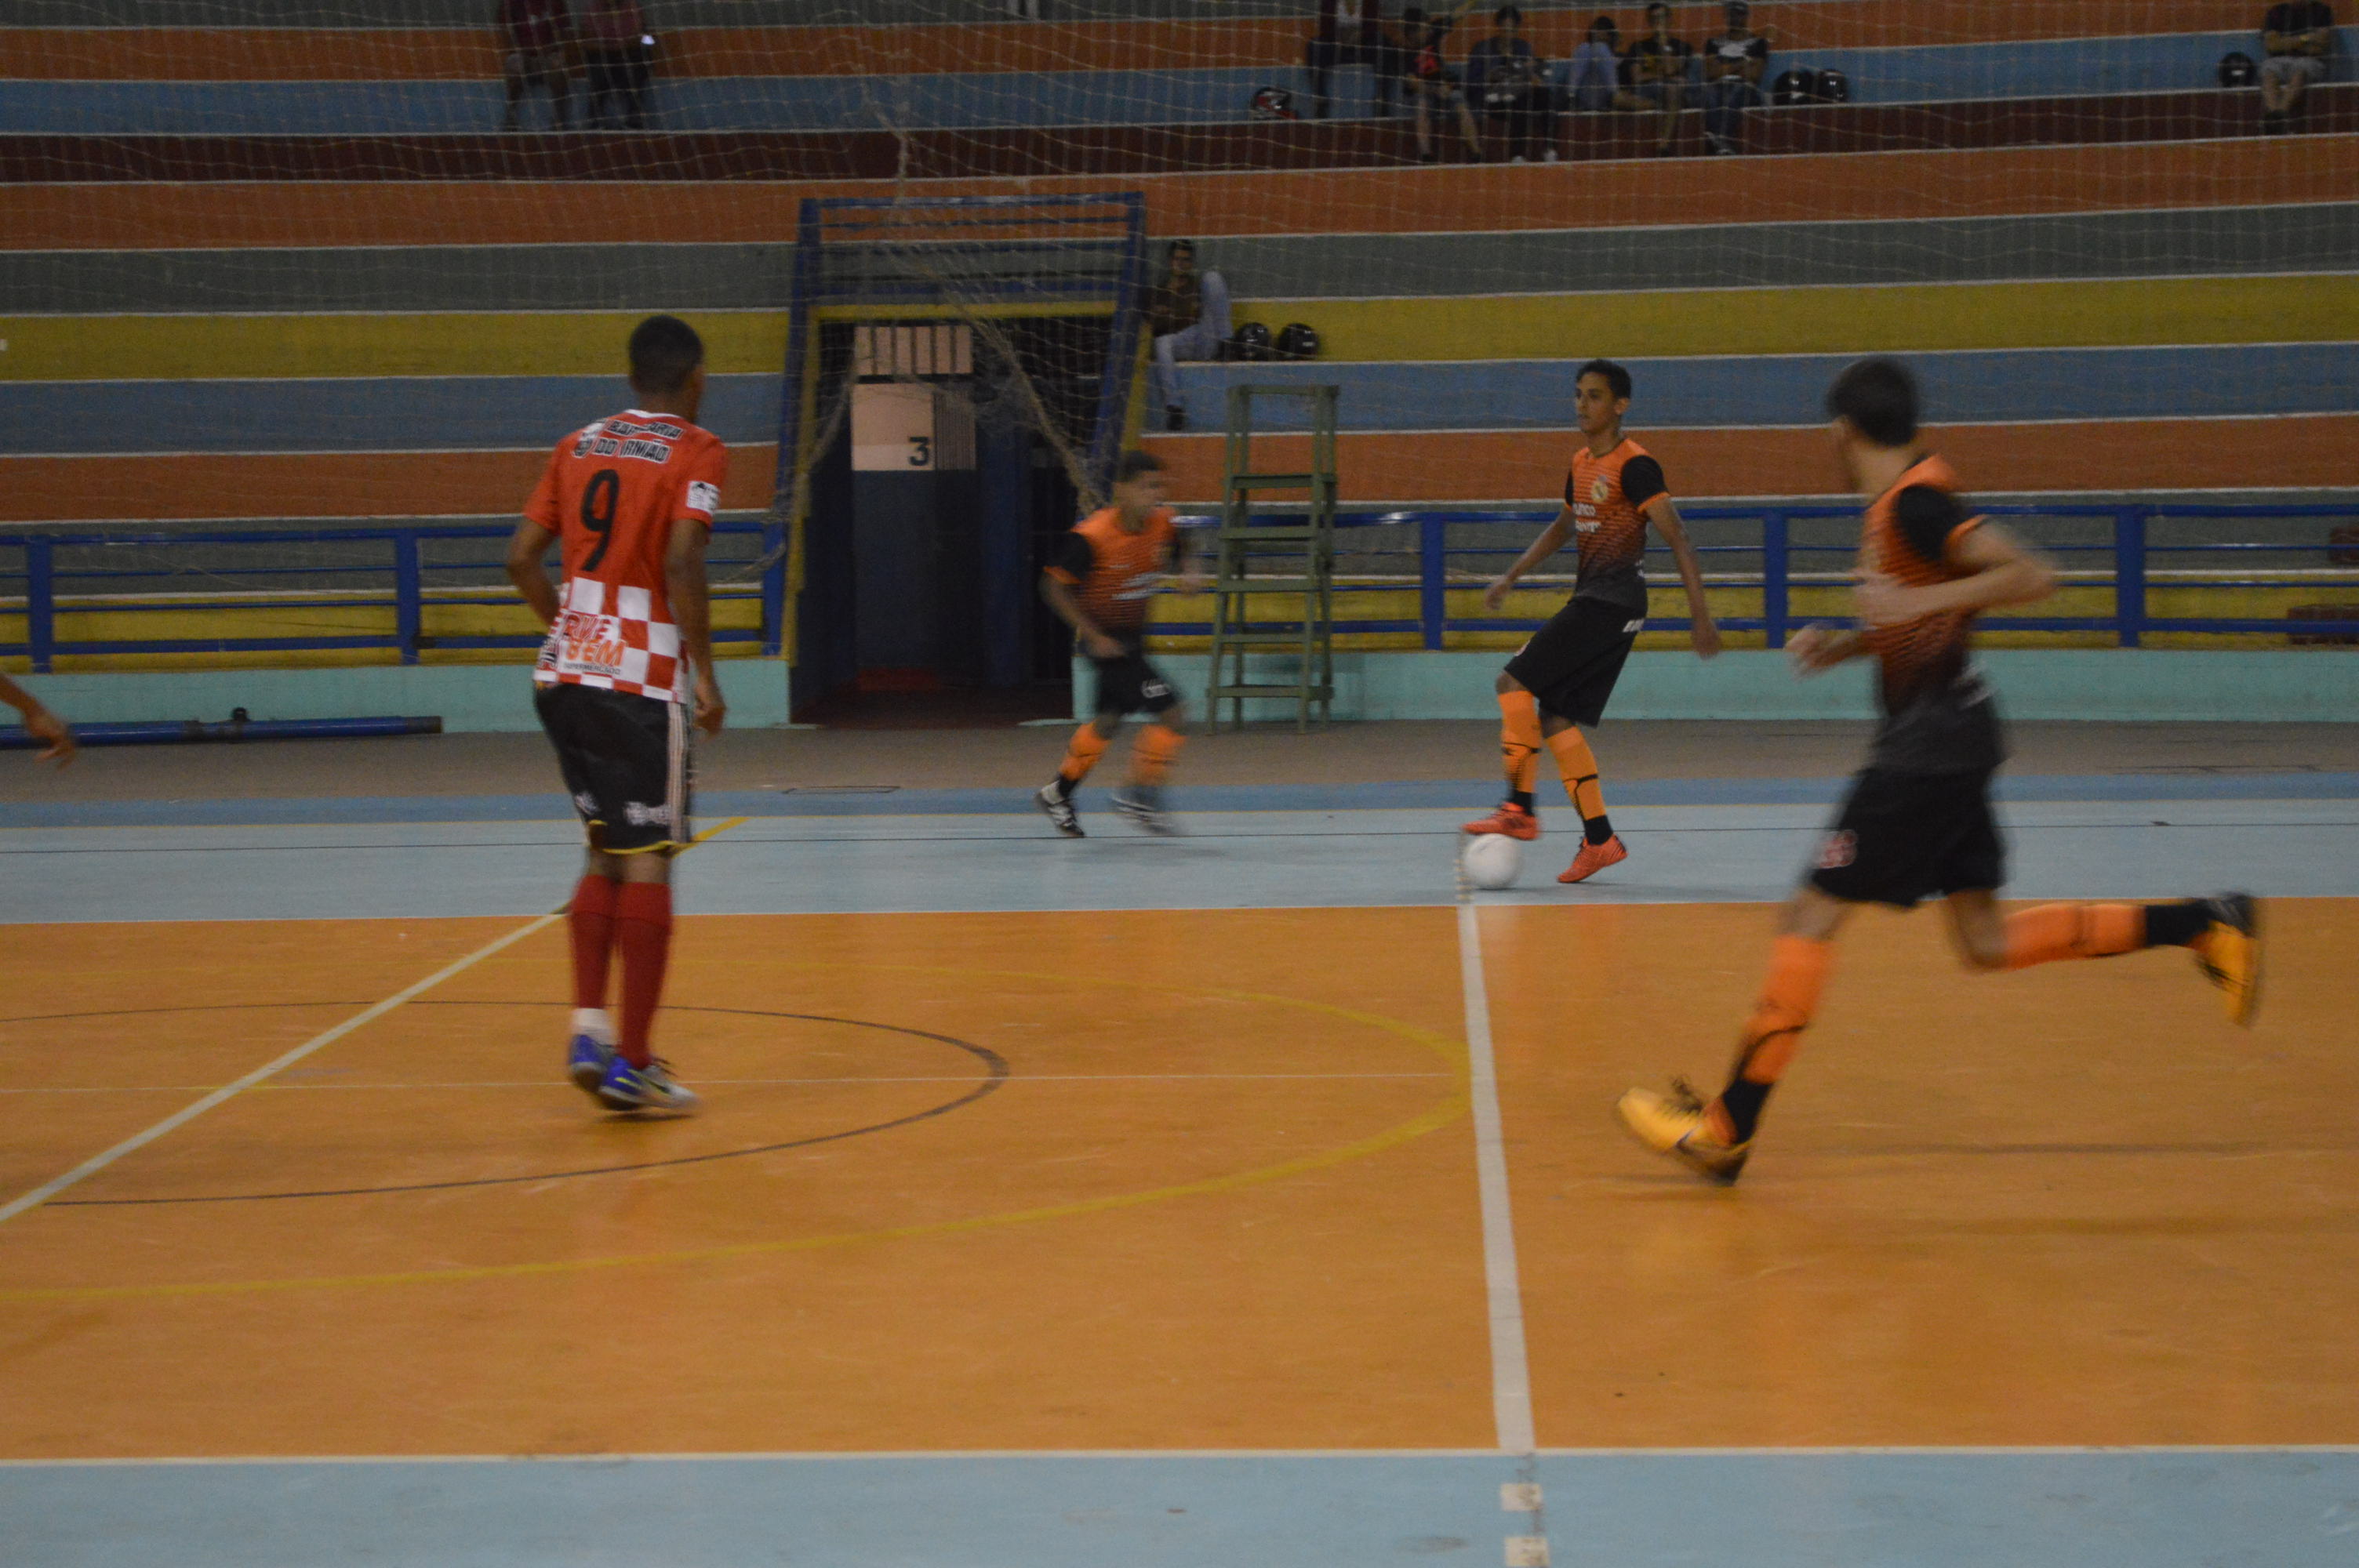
left=1274, top=323, right=1322, bottom=361
left=1249, top=86, right=1300, bottom=122
left=1228, top=321, right=1275, bottom=361
left=1769, top=67, right=1816, bottom=106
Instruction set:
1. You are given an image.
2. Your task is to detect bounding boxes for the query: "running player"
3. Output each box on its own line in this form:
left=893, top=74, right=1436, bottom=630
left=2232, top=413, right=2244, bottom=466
left=1463, top=358, right=1720, bottom=883
left=1617, top=358, right=2260, bottom=1184
left=504, top=314, right=725, bottom=1115
left=0, top=674, right=75, bottom=766
left=1034, top=450, right=1203, bottom=837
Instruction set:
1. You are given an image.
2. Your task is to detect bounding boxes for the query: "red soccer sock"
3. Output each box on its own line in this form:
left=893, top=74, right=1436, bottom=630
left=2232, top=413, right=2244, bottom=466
left=2002, top=903, right=2146, bottom=970
left=568, top=873, right=619, bottom=1012
left=612, top=880, right=674, bottom=1069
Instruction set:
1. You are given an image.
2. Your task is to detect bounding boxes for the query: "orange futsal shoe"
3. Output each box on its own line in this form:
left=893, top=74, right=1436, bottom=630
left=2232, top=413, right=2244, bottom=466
left=1463, top=802, right=1540, bottom=840
left=1558, top=833, right=1627, bottom=884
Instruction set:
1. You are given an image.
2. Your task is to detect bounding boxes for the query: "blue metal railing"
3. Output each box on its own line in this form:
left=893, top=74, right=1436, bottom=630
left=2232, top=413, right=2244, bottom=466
left=0, top=520, right=787, bottom=673
left=1165, top=502, right=2359, bottom=650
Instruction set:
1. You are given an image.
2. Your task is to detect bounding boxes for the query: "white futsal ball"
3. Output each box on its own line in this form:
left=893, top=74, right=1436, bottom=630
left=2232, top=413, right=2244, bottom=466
left=1462, top=833, right=1523, bottom=891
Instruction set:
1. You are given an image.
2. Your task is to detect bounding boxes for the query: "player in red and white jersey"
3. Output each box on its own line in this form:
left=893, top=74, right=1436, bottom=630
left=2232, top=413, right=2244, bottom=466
left=505, top=314, right=725, bottom=1115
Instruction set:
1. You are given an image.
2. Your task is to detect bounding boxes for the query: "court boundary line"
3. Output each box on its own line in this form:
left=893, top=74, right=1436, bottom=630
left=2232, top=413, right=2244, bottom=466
left=1457, top=901, right=1536, bottom=1457
left=6, top=1443, right=2355, bottom=1468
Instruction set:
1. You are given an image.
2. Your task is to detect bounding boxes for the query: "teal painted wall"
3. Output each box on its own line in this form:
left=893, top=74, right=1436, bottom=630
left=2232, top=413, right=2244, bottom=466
left=1093, top=651, right=2359, bottom=724
left=26, top=661, right=794, bottom=733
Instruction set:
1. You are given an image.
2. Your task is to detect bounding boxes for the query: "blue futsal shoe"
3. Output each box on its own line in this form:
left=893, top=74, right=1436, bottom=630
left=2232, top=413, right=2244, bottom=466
left=594, top=1054, right=702, bottom=1115
left=566, top=1009, right=616, bottom=1099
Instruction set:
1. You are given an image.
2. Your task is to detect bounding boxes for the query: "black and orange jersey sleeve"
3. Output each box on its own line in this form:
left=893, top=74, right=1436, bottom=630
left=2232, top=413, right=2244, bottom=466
left=1045, top=531, right=1094, bottom=585
left=1619, top=455, right=1667, bottom=510
left=1892, top=485, right=1973, bottom=568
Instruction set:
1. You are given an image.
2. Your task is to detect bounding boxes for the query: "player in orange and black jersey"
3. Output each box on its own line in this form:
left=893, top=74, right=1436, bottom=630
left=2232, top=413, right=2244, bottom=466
left=1463, top=358, right=1721, bottom=884
left=1034, top=450, right=1204, bottom=837
left=505, top=314, right=725, bottom=1116
left=1618, top=358, right=2263, bottom=1185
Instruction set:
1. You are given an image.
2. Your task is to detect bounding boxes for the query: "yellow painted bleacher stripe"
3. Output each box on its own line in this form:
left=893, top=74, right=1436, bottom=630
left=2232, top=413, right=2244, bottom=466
left=1234, top=274, right=2359, bottom=363
left=8, top=275, right=2352, bottom=382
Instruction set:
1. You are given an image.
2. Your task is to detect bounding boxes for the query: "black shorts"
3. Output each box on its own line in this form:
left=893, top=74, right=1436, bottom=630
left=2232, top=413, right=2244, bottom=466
left=1808, top=767, right=2005, bottom=909
left=535, top=681, right=692, bottom=855
left=1503, top=597, right=1644, bottom=726
left=1089, top=642, right=1180, bottom=718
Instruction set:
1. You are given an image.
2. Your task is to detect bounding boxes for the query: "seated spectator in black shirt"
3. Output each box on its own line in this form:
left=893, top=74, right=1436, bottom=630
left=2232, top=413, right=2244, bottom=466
left=2259, top=1, right=2335, bottom=132
left=1700, top=2, right=1770, bottom=154
left=1469, top=5, right=1554, bottom=162
left=1617, top=2, right=1696, bottom=156
left=1403, top=8, right=1487, bottom=162
left=1306, top=0, right=1410, bottom=120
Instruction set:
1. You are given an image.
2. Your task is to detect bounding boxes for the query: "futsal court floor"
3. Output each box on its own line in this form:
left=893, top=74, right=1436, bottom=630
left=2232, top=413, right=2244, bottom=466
left=3, top=721, right=2356, bottom=1566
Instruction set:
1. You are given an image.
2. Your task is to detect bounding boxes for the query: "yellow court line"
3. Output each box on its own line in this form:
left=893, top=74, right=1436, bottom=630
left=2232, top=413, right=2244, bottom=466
left=0, top=946, right=1472, bottom=1305
left=10, top=274, right=2351, bottom=381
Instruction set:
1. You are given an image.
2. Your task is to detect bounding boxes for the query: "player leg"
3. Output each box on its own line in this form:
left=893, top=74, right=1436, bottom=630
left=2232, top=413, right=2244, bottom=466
left=538, top=684, right=623, bottom=1094
left=1545, top=717, right=1625, bottom=882
left=1111, top=661, right=1185, bottom=837
left=582, top=693, right=699, bottom=1114
left=1536, top=601, right=1639, bottom=884
left=1945, top=889, right=2262, bottom=1026
left=1037, top=655, right=1136, bottom=837
left=1463, top=668, right=1544, bottom=839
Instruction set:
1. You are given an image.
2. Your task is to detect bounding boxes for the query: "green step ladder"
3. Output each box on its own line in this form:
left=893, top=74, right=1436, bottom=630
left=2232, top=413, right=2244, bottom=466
left=1205, top=383, right=1339, bottom=732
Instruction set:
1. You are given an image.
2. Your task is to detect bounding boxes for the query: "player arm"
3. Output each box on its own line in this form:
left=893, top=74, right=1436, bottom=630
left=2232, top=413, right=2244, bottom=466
left=0, top=672, right=74, bottom=765
left=1855, top=518, right=2059, bottom=628
left=1041, top=572, right=1121, bottom=659
left=664, top=514, right=724, bottom=734
left=504, top=518, right=562, bottom=626
left=1642, top=494, right=1719, bottom=659
left=1499, top=508, right=1576, bottom=588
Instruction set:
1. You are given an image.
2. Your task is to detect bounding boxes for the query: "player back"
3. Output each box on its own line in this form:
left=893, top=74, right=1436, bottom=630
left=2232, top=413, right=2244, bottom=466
left=529, top=408, right=728, bottom=704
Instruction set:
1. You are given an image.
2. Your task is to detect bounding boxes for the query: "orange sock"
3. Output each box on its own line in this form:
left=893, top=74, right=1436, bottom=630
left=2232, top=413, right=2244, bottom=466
left=1130, top=724, right=1186, bottom=787
left=2002, top=903, right=2146, bottom=969
left=1056, top=723, right=1109, bottom=793
left=1713, top=935, right=1834, bottom=1143
left=1544, top=726, right=1612, bottom=842
left=1498, top=690, right=1542, bottom=803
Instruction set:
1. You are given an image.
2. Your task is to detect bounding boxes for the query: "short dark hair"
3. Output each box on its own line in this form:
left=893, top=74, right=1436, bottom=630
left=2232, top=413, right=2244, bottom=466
left=1645, top=1, right=1670, bottom=18
left=1575, top=358, right=1633, bottom=401
left=1825, top=357, right=1919, bottom=446
left=627, top=314, right=704, bottom=395
left=1167, top=238, right=1195, bottom=256
left=1494, top=5, right=1522, bottom=23
left=1114, top=450, right=1165, bottom=484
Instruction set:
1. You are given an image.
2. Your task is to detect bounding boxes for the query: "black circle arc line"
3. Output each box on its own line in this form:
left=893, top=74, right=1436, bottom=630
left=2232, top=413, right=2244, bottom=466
left=35, top=1001, right=1009, bottom=1207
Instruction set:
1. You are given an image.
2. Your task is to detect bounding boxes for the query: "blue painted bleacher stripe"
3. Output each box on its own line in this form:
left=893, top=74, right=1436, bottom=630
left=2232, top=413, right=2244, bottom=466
left=0, top=31, right=2343, bottom=134
left=10, top=343, right=2335, bottom=455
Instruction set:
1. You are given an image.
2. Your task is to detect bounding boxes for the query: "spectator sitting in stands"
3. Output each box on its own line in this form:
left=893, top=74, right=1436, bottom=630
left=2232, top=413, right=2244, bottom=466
left=499, top=0, right=574, bottom=131
left=1700, top=1, right=1770, bottom=154
left=1145, top=240, right=1233, bottom=433
left=1563, top=14, right=1623, bottom=114
left=1470, top=6, right=1556, bottom=162
left=1306, top=0, right=1408, bottom=120
left=1619, top=2, right=1696, bottom=156
left=2259, top=0, right=2335, bottom=132
left=579, top=0, right=652, bottom=130
left=1404, top=7, right=1487, bottom=163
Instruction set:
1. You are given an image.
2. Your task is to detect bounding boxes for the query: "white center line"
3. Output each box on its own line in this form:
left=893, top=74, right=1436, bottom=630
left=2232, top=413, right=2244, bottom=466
left=1458, top=900, right=1537, bottom=1457
left=0, top=910, right=562, bottom=1226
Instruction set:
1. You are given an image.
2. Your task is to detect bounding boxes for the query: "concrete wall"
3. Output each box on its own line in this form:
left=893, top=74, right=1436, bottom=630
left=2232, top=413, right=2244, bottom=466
left=1109, top=650, right=2359, bottom=724
left=26, top=661, right=793, bottom=734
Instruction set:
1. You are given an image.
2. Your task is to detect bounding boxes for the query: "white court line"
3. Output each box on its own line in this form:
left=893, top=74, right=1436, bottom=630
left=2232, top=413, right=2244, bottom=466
left=1458, top=901, right=1537, bottom=1457
left=0, top=1071, right=1456, bottom=1095
left=0, top=910, right=562, bottom=1226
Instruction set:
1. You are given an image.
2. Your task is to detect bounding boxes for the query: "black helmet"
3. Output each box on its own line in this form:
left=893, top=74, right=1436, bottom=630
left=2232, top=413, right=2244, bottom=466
left=1228, top=321, right=1274, bottom=361
left=1769, top=67, right=1815, bottom=106
left=1812, top=67, right=1849, bottom=103
left=1249, top=85, right=1299, bottom=121
left=2218, top=50, right=2258, bottom=88
left=1274, top=322, right=1322, bottom=361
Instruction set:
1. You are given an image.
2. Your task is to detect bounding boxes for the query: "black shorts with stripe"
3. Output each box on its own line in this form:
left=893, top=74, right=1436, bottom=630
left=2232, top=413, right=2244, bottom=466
left=1808, top=766, right=2005, bottom=909
left=535, top=681, right=692, bottom=855
left=1503, top=597, right=1644, bottom=727
left=1089, top=637, right=1180, bottom=718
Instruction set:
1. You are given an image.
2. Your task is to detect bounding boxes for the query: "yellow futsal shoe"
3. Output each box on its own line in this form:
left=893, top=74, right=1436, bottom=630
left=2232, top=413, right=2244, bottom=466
left=1616, top=1078, right=1750, bottom=1185
left=2192, top=893, right=2262, bottom=1028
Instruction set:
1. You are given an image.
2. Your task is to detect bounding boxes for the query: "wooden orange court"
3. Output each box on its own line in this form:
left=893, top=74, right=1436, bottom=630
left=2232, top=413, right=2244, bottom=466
left=5, top=898, right=2353, bottom=1461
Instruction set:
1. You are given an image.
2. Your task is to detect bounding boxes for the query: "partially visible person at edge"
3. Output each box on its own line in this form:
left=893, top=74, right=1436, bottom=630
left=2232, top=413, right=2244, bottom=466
left=498, top=0, right=574, bottom=131
left=2259, top=0, right=2336, bottom=132
left=0, top=674, right=75, bottom=768
left=578, top=0, right=652, bottom=130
